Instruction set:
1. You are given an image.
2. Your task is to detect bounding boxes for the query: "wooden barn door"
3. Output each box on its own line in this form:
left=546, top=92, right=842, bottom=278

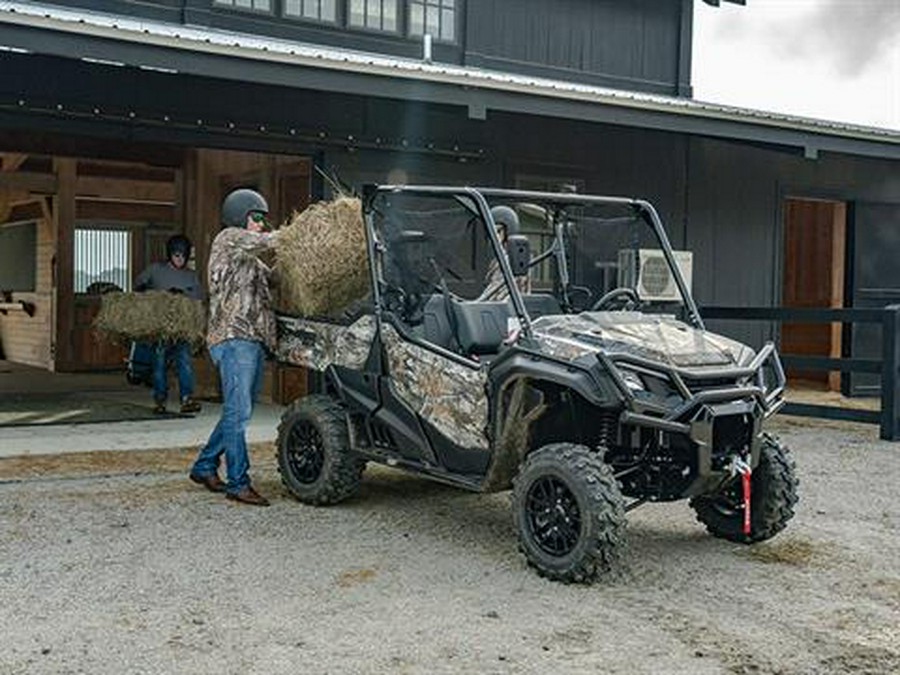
left=781, top=198, right=846, bottom=390
left=195, top=150, right=311, bottom=403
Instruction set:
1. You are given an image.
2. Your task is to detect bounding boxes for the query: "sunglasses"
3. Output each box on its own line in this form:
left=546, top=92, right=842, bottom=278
left=249, top=211, right=270, bottom=225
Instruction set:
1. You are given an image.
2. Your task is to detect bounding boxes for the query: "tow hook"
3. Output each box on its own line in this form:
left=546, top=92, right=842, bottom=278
left=729, top=456, right=753, bottom=535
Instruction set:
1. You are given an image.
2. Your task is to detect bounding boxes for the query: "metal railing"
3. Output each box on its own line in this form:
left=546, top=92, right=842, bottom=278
left=699, top=305, right=900, bottom=441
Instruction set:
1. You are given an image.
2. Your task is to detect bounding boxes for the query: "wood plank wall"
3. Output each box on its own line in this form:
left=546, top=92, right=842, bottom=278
left=0, top=201, right=54, bottom=368
left=1, top=147, right=311, bottom=405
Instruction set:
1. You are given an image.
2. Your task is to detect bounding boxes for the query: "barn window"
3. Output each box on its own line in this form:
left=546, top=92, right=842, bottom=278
left=284, top=0, right=337, bottom=23
left=408, top=0, right=455, bottom=42
left=213, top=0, right=273, bottom=14
left=74, top=228, right=132, bottom=294
left=348, top=0, right=398, bottom=33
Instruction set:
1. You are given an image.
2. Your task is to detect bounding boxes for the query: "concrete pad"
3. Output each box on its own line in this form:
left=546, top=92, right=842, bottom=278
left=0, top=397, right=283, bottom=459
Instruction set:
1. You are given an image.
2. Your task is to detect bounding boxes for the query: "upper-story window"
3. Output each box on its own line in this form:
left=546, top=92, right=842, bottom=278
left=284, top=0, right=338, bottom=23
left=348, top=0, right=399, bottom=33
left=213, top=0, right=458, bottom=43
left=214, top=0, right=273, bottom=14
left=408, top=0, right=455, bottom=42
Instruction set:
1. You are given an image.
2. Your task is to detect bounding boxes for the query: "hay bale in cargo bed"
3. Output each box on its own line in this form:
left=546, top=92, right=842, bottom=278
left=93, top=291, right=206, bottom=345
left=274, top=197, right=368, bottom=317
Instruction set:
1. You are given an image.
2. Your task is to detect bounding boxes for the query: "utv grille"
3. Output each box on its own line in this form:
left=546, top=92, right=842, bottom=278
left=686, top=377, right=739, bottom=394
left=711, top=413, right=753, bottom=466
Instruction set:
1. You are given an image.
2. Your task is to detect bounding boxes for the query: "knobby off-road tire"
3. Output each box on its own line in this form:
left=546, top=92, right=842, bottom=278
left=689, top=434, right=799, bottom=544
left=511, top=443, right=626, bottom=583
left=276, top=394, right=366, bottom=505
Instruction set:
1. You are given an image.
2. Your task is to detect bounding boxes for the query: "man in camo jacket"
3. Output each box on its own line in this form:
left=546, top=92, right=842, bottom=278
left=189, top=188, right=277, bottom=506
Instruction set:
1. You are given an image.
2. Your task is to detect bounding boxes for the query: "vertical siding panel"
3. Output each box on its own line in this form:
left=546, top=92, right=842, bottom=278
left=464, top=0, right=682, bottom=94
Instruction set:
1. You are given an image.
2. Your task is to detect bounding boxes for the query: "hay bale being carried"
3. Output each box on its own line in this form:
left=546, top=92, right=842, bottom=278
left=93, top=290, right=206, bottom=345
left=274, top=197, right=369, bottom=317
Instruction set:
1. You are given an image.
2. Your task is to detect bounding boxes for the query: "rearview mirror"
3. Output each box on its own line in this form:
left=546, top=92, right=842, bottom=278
left=506, top=234, right=531, bottom=276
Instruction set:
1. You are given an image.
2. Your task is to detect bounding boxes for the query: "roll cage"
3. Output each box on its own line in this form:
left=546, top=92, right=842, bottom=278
left=361, top=184, right=704, bottom=333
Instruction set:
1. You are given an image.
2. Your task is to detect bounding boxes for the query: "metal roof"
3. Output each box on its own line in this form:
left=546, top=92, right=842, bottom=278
left=1, top=0, right=898, bottom=157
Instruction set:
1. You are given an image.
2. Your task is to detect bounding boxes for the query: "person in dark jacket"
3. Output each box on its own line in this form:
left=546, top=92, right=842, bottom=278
left=188, top=188, right=277, bottom=506
left=134, top=234, right=203, bottom=415
left=483, top=205, right=531, bottom=300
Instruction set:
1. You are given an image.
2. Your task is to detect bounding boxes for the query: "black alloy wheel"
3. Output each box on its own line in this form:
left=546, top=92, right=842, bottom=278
left=512, top=443, right=626, bottom=583
left=276, top=394, right=366, bottom=505
left=525, top=475, right=582, bottom=556
left=286, top=420, right=325, bottom=484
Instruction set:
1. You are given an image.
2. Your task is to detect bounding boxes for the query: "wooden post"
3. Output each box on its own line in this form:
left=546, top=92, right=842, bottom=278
left=52, top=158, right=77, bottom=371
left=880, top=305, right=900, bottom=441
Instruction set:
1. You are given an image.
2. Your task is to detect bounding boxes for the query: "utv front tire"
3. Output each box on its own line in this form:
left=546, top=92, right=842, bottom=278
left=512, top=443, right=626, bottom=583
left=690, top=434, right=799, bottom=543
left=276, top=394, right=366, bottom=505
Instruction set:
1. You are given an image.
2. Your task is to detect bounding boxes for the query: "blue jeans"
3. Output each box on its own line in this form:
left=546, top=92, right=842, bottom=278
left=152, top=340, right=194, bottom=404
left=191, top=339, right=264, bottom=493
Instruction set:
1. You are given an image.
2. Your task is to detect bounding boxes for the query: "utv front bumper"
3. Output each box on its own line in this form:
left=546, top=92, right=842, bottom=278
left=607, top=343, right=786, bottom=494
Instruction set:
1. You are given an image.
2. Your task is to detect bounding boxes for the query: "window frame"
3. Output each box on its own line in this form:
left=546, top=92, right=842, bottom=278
left=407, top=0, right=457, bottom=44
left=346, top=0, right=402, bottom=36
left=73, top=224, right=135, bottom=295
left=212, top=0, right=276, bottom=17
left=282, top=0, right=339, bottom=25
left=210, top=0, right=462, bottom=45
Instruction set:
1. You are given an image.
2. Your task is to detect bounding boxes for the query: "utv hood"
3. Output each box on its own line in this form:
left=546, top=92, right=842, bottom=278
left=531, top=312, right=754, bottom=368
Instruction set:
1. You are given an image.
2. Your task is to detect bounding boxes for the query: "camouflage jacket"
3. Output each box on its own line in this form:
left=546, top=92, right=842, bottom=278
left=484, top=257, right=531, bottom=300
left=206, top=228, right=278, bottom=351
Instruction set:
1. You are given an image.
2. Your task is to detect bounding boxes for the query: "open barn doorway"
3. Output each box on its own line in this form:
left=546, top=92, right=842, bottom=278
left=780, top=198, right=847, bottom=391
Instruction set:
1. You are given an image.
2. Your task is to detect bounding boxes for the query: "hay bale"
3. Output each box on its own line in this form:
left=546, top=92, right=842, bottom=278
left=274, top=197, right=368, bottom=317
left=93, top=291, right=206, bottom=345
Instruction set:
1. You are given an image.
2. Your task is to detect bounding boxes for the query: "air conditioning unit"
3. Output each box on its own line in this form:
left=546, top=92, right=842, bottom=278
left=617, top=249, right=693, bottom=302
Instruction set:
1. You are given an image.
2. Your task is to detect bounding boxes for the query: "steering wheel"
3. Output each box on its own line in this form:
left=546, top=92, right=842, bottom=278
left=381, top=284, right=407, bottom=314
left=591, top=287, right=641, bottom=311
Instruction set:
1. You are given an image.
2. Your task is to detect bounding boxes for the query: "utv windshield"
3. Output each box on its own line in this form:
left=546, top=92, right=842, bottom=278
left=366, top=187, right=697, bottom=337
left=507, top=199, right=693, bottom=314
left=369, top=191, right=500, bottom=298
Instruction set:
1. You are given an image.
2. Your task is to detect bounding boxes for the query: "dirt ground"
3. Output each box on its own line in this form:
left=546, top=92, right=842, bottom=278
left=1, top=419, right=898, bottom=675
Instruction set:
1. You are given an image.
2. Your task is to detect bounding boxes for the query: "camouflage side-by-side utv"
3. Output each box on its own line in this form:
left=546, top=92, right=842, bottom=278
left=274, top=185, right=799, bottom=583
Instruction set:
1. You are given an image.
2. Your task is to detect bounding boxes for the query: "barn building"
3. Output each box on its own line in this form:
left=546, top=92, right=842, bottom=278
left=0, top=0, right=898, bottom=401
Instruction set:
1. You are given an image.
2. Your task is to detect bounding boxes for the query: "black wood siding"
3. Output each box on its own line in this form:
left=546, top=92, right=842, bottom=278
left=464, top=0, right=685, bottom=94
left=28, top=0, right=690, bottom=95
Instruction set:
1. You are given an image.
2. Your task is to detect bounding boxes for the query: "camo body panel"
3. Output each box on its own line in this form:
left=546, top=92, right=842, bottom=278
left=276, top=315, right=376, bottom=371
left=532, top=312, right=753, bottom=368
left=382, top=325, right=489, bottom=450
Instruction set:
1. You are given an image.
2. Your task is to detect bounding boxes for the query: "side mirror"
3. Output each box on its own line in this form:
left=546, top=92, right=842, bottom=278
left=506, top=234, right=531, bottom=276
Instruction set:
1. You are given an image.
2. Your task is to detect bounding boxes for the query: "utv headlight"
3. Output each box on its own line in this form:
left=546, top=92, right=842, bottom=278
left=619, top=368, right=646, bottom=392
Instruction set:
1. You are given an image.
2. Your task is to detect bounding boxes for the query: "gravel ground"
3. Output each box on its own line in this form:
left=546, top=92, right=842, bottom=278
left=1, top=419, right=899, bottom=675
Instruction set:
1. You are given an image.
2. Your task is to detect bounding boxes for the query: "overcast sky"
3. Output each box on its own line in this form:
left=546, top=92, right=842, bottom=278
left=692, top=0, right=900, bottom=131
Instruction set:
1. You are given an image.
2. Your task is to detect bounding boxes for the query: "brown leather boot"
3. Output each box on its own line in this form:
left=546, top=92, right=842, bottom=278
left=189, top=472, right=226, bottom=493
left=226, top=486, right=270, bottom=507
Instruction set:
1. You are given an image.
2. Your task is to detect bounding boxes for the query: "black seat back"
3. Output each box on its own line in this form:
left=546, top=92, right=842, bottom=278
left=450, top=300, right=510, bottom=355
left=422, top=293, right=457, bottom=351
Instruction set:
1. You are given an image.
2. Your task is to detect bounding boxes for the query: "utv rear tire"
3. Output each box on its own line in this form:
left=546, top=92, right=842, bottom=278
left=690, top=434, right=799, bottom=543
left=276, top=394, right=366, bottom=505
left=512, top=443, right=626, bottom=583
